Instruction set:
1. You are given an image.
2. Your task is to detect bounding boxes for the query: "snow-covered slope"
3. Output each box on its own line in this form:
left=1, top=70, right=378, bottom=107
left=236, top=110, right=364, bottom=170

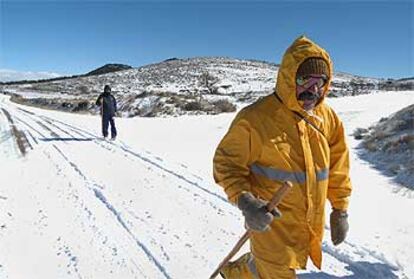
left=354, top=104, right=414, bottom=189
left=2, top=57, right=404, bottom=118
left=1, top=90, right=414, bottom=278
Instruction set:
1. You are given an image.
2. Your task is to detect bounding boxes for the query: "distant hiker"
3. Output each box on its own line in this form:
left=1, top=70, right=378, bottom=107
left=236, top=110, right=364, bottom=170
left=213, top=36, right=352, bottom=278
left=96, top=85, right=117, bottom=140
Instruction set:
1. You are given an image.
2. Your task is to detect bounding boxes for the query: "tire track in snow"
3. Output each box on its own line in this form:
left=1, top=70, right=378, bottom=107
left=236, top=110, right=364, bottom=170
left=35, top=113, right=231, bottom=206
left=0, top=108, right=33, bottom=155
left=15, top=108, right=241, bottom=259
left=117, top=144, right=228, bottom=203
left=52, top=145, right=89, bottom=182
left=15, top=108, right=80, bottom=139
left=25, top=113, right=239, bottom=271
left=25, top=130, right=38, bottom=144
left=41, top=149, right=147, bottom=279
left=29, top=115, right=60, bottom=138
left=16, top=108, right=84, bottom=141
left=93, top=189, right=172, bottom=279
left=10, top=113, right=47, bottom=138
left=38, top=115, right=79, bottom=139
left=14, top=109, right=99, bottom=151
left=10, top=108, right=61, bottom=141
left=24, top=112, right=114, bottom=151
left=11, top=114, right=52, bottom=152
left=3, top=101, right=238, bottom=277
left=50, top=144, right=172, bottom=279
left=9, top=107, right=172, bottom=278
left=55, top=121, right=232, bottom=215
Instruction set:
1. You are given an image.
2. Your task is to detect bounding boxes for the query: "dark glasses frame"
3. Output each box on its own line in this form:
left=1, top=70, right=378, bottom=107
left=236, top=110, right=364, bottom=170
left=296, top=74, right=328, bottom=88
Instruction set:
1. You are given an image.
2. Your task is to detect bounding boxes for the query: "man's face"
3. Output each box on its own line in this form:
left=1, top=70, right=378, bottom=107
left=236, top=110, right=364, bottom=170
left=296, top=75, right=327, bottom=111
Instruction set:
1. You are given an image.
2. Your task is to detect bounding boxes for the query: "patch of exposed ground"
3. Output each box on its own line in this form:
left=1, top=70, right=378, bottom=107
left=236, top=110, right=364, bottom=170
left=1, top=108, right=32, bottom=156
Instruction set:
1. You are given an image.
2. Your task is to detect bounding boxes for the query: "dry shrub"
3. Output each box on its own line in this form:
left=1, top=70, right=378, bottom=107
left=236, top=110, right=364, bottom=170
left=399, top=134, right=414, bottom=149
left=373, top=130, right=388, bottom=140
left=78, top=85, right=89, bottom=94
left=73, top=101, right=89, bottom=112
left=389, top=163, right=401, bottom=174
left=363, top=140, right=378, bottom=152
left=213, top=99, right=236, bottom=113
left=353, top=128, right=368, bottom=140
left=183, top=101, right=204, bottom=111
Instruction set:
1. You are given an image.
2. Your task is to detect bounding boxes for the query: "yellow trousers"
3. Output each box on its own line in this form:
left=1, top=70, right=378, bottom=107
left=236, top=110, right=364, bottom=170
left=220, top=253, right=297, bottom=279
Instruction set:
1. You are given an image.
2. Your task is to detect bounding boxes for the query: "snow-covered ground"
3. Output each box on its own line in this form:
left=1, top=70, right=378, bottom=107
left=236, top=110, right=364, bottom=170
left=0, top=91, right=413, bottom=279
left=3, top=88, right=79, bottom=100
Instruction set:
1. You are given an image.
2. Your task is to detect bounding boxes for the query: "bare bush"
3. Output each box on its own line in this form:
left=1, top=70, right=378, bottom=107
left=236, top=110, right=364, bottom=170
left=73, top=101, right=90, bottom=112
left=183, top=101, right=204, bottom=111
left=363, top=140, right=378, bottom=152
left=78, top=85, right=89, bottom=94
left=200, top=72, right=219, bottom=94
left=353, top=128, right=369, bottom=140
left=213, top=99, right=236, bottom=113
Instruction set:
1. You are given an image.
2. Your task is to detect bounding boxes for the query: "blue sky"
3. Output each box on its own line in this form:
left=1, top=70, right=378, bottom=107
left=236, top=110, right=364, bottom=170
left=1, top=1, right=413, bottom=79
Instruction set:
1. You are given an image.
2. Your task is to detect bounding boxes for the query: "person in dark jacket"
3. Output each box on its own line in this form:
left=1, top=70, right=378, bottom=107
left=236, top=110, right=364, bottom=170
left=96, top=85, right=117, bottom=140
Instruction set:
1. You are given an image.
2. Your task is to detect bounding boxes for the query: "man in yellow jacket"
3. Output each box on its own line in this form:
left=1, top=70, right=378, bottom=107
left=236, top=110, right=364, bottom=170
left=213, top=36, right=352, bottom=279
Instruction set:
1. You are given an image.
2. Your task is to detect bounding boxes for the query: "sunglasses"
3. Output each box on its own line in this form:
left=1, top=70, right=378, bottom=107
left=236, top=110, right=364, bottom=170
left=296, top=74, right=328, bottom=89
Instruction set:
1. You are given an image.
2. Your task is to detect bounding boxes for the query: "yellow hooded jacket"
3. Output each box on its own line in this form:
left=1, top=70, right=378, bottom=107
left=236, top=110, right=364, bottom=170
left=213, top=36, right=352, bottom=273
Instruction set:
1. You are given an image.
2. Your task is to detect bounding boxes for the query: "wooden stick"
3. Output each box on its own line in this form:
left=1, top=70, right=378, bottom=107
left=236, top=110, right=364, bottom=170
left=209, top=181, right=293, bottom=279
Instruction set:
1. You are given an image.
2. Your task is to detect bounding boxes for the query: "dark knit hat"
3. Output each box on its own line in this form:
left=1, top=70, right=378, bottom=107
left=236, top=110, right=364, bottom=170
left=104, top=85, right=111, bottom=93
left=297, top=58, right=329, bottom=78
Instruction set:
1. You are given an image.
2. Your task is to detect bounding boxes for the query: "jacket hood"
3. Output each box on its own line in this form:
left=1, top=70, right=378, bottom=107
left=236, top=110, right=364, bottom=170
left=276, top=36, right=333, bottom=113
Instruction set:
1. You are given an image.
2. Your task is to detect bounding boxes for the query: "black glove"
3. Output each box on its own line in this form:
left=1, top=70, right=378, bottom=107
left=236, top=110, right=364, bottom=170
left=237, top=192, right=281, bottom=232
left=330, top=209, right=349, bottom=246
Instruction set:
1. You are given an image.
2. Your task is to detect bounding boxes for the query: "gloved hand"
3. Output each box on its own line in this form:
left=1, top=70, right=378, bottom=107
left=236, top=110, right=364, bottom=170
left=330, top=209, right=349, bottom=246
left=237, top=192, right=281, bottom=232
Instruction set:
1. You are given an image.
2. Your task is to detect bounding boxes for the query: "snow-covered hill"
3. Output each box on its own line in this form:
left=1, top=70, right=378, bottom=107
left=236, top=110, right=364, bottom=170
left=1, top=90, right=414, bottom=278
left=354, top=104, right=414, bottom=189
left=3, top=57, right=409, bottom=117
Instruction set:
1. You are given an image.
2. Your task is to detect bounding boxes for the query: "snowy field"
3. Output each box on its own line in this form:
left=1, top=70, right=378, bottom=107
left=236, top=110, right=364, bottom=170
left=0, top=90, right=413, bottom=279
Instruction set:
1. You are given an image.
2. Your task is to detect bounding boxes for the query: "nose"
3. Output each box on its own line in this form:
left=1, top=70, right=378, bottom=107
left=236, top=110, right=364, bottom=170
left=308, top=83, right=319, bottom=93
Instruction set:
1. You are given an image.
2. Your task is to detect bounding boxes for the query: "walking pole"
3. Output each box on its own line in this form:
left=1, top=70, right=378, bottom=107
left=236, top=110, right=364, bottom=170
left=209, top=181, right=293, bottom=279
